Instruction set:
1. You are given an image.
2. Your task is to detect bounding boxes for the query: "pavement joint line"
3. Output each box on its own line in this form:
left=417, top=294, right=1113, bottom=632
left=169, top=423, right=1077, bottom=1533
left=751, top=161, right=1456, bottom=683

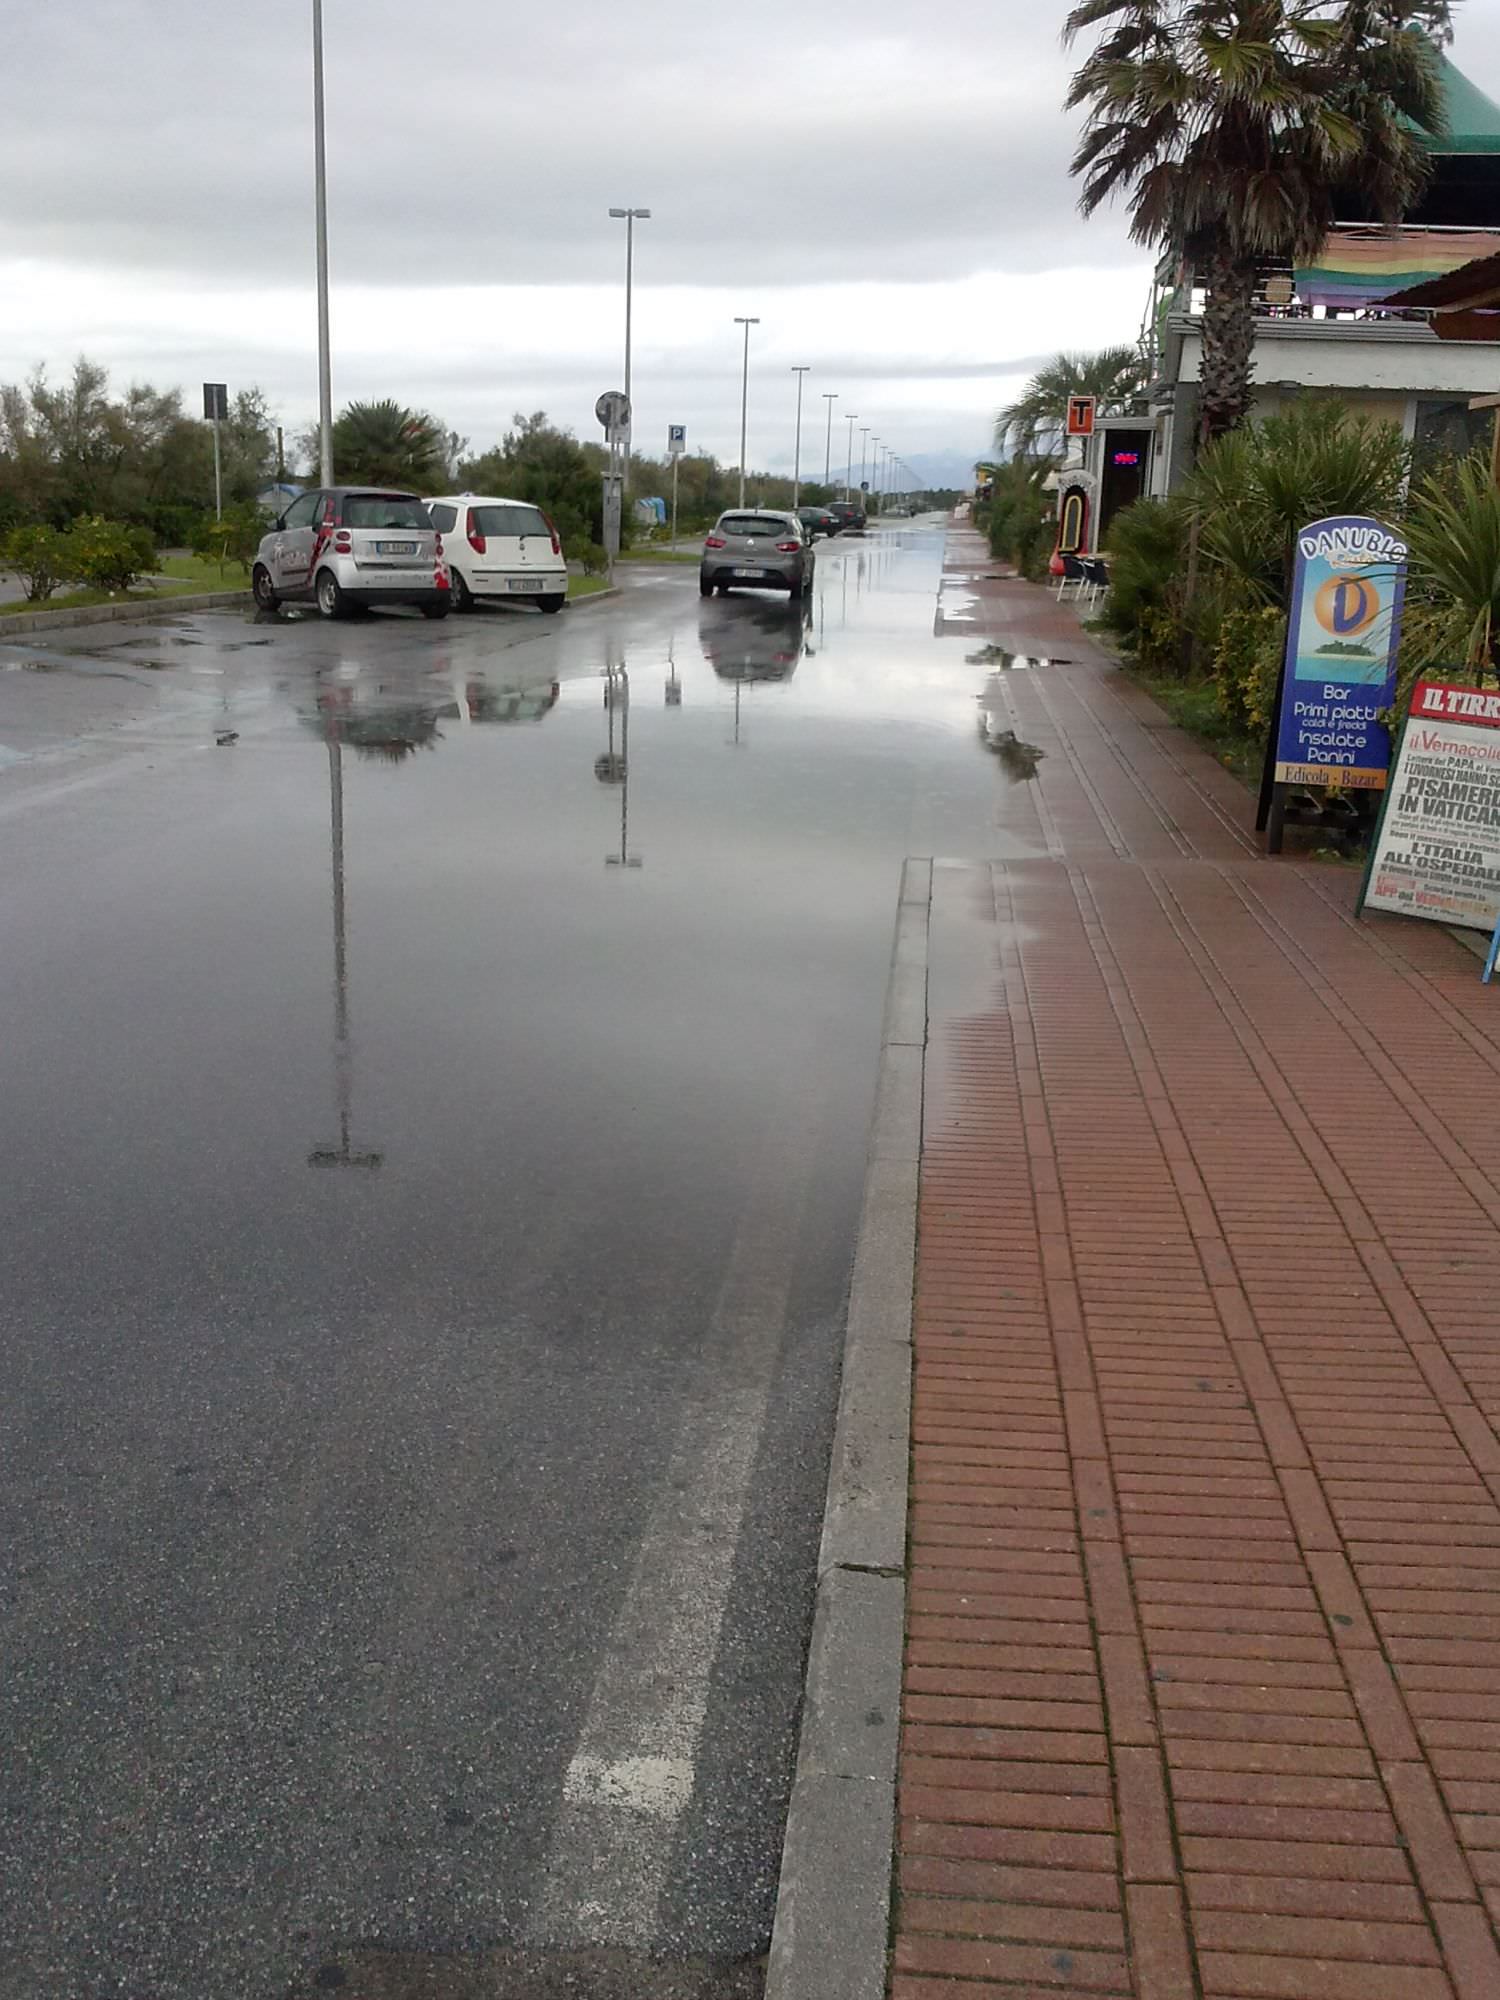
left=1029, top=659, right=1198, bottom=862
left=1065, top=856, right=1497, bottom=1959
left=763, top=857, right=928, bottom=2000
left=1144, top=861, right=1500, bottom=1474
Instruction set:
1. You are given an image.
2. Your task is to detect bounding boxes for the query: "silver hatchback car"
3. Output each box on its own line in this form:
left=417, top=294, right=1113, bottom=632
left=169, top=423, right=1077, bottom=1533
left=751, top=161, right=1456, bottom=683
left=699, top=509, right=814, bottom=600
left=252, top=486, right=450, bottom=619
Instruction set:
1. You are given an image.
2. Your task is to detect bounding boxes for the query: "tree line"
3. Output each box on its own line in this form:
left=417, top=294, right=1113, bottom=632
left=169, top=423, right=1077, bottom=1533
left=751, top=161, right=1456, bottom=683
left=0, top=360, right=862, bottom=582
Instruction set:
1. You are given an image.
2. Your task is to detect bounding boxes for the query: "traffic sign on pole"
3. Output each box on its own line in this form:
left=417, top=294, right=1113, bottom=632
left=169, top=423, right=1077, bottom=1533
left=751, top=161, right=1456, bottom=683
left=668, top=423, right=686, bottom=457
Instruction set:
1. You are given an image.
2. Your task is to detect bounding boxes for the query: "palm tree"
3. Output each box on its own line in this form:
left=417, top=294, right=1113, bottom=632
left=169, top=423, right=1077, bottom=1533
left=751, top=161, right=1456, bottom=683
left=330, top=400, right=449, bottom=488
left=996, top=347, right=1145, bottom=457
left=1064, top=0, right=1444, bottom=441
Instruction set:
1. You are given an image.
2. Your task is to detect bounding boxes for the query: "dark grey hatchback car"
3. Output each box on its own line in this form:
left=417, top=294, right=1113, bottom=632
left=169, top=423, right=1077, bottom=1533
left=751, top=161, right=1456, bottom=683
left=699, top=510, right=814, bottom=600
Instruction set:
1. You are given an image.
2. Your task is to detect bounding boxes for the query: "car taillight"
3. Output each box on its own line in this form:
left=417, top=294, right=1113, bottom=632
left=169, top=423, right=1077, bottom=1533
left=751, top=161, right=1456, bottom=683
left=466, top=508, right=485, bottom=555
left=705, top=535, right=726, bottom=549
left=776, top=540, right=801, bottom=553
left=334, top=531, right=352, bottom=552
left=542, top=512, right=562, bottom=556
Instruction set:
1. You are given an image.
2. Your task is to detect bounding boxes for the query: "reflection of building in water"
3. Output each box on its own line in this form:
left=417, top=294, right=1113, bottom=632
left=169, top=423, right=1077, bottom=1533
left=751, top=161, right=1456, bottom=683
left=697, top=597, right=811, bottom=683
left=461, top=676, right=560, bottom=724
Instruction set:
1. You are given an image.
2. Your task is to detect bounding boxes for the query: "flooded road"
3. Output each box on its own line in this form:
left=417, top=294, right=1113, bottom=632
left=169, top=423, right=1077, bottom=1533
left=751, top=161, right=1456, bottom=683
left=0, top=523, right=1036, bottom=1997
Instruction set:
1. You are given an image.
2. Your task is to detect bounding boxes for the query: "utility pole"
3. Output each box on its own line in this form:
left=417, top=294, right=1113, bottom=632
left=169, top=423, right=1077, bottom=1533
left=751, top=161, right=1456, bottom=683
left=822, top=392, right=838, bottom=485
left=790, top=367, right=810, bottom=511
left=734, top=316, right=759, bottom=509
left=312, top=0, right=334, bottom=485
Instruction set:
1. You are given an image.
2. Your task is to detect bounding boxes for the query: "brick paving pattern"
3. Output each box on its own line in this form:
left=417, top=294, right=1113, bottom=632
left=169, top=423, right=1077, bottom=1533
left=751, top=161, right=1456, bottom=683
left=892, top=530, right=1500, bottom=1998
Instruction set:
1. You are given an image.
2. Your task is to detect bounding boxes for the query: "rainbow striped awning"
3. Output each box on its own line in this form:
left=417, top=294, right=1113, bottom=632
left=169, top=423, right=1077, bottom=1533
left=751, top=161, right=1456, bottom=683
left=1294, top=229, right=1500, bottom=312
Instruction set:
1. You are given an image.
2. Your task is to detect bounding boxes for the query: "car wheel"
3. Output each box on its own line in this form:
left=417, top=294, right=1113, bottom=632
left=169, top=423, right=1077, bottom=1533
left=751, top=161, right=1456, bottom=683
left=538, top=595, right=565, bottom=615
left=421, top=600, right=450, bottom=621
left=448, top=569, right=472, bottom=612
left=252, top=564, right=278, bottom=610
left=315, top=569, right=346, bottom=619
left=788, top=577, right=805, bottom=602
left=699, top=577, right=713, bottom=598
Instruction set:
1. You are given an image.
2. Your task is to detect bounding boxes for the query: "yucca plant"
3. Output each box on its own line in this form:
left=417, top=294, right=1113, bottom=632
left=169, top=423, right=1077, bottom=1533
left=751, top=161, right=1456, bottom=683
left=1187, top=400, right=1410, bottom=604
left=1403, top=452, right=1500, bottom=679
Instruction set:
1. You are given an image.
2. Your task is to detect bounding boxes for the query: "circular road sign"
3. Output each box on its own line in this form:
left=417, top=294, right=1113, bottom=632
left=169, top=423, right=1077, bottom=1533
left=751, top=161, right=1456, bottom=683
left=596, top=391, right=630, bottom=431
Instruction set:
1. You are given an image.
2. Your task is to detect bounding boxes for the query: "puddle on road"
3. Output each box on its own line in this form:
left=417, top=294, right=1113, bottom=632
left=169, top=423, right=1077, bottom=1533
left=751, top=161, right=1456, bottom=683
left=285, top=1948, right=765, bottom=1999
left=965, top=644, right=1072, bottom=669
left=976, top=673, right=1046, bottom=782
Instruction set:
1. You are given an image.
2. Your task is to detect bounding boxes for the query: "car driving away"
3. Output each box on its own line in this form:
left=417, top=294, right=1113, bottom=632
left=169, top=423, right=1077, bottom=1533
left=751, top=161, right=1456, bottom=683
left=252, top=487, right=449, bottom=620
left=425, top=493, right=568, bottom=615
left=700, top=509, right=814, bottom=600
left=797, top=505, right=838, bottom=540
left=825, top=500, right=866, bottom=534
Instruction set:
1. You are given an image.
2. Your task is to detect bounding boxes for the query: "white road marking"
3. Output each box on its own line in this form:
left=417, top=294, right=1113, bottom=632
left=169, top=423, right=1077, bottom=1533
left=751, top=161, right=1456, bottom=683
left=528, top=1101, right=822, bottom=1949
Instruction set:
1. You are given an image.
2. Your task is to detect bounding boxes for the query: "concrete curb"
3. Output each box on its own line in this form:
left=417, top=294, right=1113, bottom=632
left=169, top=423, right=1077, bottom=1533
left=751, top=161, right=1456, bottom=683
left=0, top=590, right=249, bottom=639
left=764, top=856, right=929, bottom=2000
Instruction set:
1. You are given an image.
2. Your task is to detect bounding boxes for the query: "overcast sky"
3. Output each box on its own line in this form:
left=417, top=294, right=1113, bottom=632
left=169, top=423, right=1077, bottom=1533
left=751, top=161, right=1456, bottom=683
left=2, top=3, right=1498, bottom=486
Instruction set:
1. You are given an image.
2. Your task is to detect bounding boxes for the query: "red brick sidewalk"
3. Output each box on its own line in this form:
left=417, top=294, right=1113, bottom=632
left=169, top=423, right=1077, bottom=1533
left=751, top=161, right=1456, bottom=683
left=892, top=531, right=1500, bottom=1999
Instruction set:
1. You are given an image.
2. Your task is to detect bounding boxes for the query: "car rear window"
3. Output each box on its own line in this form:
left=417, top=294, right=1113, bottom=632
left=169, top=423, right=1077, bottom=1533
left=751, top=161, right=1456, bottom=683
left=472, top=504, right=551, bottom=539
left=719, top=515, right=791, bottom=537
left=342, top=494, right=431, bottom=530
left=427, top=503, right=458, bottom=534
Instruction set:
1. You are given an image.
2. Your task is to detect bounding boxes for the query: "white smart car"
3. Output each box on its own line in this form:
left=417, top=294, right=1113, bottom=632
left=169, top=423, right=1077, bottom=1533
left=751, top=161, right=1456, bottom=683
left=424, top=493, right=569, bottom=614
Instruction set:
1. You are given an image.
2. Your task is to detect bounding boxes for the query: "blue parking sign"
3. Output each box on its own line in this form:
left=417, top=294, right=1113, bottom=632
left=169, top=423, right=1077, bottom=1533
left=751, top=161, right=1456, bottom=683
left=668, top=424, right=686, bottom=455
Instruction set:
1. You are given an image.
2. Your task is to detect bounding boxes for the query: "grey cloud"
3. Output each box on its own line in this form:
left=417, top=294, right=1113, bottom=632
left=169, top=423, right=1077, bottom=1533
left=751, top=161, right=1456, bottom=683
left=0, top=1, right=1139, bottom=286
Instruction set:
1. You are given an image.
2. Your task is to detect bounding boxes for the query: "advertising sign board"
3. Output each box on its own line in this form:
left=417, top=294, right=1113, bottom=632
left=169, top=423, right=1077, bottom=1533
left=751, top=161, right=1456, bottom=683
left=1272, top=515, right=1407, bottom=790
left=1359, top=680, right=1500, bottom=932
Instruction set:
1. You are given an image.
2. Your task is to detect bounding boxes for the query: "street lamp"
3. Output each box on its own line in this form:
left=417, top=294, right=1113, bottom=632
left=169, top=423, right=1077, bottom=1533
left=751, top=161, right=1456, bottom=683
left=312, top=0, right=334, bottom=485
left=790, top=367, right=810, bottom=511
left=822, top=392, right=838, bottom=485
left=871, top=438, right=881, bottom=515
left=608, top=207, right=650, bottom=495
left=860, top=427, right=870, bottom=500
left=844, top=413, right=859, bottom=502
left=734, top=316, right=760, bottom=508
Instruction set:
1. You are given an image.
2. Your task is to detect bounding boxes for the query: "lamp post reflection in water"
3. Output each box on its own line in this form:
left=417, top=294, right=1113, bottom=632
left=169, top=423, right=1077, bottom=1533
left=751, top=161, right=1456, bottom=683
left=596, top=663, right=641, bottom=867
left=308, top=732, right=383, bottom=1171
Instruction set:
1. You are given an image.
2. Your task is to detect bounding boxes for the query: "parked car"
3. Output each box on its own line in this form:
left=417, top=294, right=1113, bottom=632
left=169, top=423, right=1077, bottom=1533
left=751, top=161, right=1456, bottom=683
left=700, top=510, right=814, bottom=600
left=252, top=487, right=449, bottom=619
left=826, top=500, right=867, bottom=533
left=797, top=506, right=839, bottom=539
left=424, top=493, right=568, bottom=614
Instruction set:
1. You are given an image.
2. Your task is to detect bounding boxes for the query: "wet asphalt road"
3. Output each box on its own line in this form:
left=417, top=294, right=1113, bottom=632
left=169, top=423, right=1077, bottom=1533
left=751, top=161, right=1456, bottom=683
left=0, top=524, right=1030, bottom=1998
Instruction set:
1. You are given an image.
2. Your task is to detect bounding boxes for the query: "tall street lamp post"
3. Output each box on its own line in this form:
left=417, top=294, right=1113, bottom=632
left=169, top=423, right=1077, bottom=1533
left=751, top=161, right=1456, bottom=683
left=844, top=413, right=859, bottom=502
left=860, top=427, right=870, bottom=500
left=608, top=207, right=650, bottom=497
left=734, top=316, right=759, bottom=508
left=312, top=0, right=334, bottom=485
left=790, top=366, right=810, bottom=511
left=822, top=392, right=838, bottom=484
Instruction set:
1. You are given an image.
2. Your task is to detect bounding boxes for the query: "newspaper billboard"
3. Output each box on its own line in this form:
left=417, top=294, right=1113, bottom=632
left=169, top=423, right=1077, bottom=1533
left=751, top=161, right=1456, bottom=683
left=1359, top=680, right=1500, bottom=932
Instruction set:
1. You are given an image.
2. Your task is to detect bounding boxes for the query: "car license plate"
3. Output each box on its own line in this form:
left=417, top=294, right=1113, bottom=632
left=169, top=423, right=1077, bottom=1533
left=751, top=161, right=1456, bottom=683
left=733, top=567, right=767, bottom=578
left=376, top=540, right=416, bottom=555
left=509, top=578, right=544, bottom=592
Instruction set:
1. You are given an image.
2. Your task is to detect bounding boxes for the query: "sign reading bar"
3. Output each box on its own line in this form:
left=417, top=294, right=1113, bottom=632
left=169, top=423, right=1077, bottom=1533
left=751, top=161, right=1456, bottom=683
left=1273, top=514, right=1407, bottom=791
left=1358, top=679, right=1500, bottom=933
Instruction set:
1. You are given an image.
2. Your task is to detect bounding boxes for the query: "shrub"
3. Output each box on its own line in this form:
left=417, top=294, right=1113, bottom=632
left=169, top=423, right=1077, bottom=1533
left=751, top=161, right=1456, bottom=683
left=1211, top=604, right=1285, bottom=734
left=1102, top=499, right=1187, bottom=670
left=190, top=500, right=269, bottom=575
left=66, top=516, right=158, bottom=592
left=1403, top=449, right=1500, bottom=680
left=577, top=542, right=609, bottom=576
left=1, top=523, right=72, bottom=601
left=985, top=458, right=1057, bottom=581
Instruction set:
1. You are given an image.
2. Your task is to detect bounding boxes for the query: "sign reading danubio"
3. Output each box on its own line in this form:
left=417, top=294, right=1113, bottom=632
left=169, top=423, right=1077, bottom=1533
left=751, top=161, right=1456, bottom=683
left=1358, top=681, right=1500, bottom=933
left=1273, top=514, right=1408, bottom=791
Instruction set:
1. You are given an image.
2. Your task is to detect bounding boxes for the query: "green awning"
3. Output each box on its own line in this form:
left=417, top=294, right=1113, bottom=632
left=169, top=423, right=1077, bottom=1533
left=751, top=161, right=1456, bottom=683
left=1417, top=57, right=1500, bottom=156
